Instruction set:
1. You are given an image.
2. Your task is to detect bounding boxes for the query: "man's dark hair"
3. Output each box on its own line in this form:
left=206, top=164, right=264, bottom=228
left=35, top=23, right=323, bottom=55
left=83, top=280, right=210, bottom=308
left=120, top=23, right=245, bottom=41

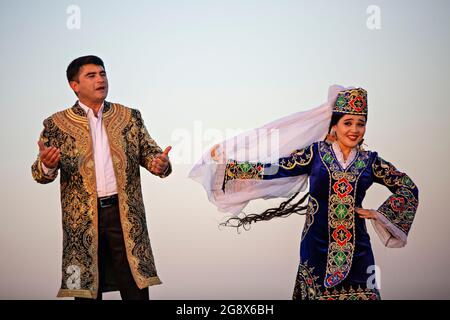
left=66, top=55, right=105, bottom=82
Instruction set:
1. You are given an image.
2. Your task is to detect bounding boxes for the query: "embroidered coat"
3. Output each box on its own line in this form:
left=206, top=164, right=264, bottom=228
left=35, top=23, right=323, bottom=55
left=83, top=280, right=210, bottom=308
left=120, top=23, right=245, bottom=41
left=31, top=102, right=171, bottom=299
left=223, top=141, right=419, bottom=300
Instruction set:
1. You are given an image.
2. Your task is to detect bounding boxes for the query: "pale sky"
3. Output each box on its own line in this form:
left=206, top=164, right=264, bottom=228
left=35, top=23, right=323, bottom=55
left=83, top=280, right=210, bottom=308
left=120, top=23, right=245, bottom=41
left=1, top=0, right=449, bottom=299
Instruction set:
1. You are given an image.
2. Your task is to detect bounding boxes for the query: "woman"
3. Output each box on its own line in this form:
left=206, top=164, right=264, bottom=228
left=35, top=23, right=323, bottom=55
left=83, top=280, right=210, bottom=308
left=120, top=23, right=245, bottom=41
left=189, top=85, right=419, bottom=300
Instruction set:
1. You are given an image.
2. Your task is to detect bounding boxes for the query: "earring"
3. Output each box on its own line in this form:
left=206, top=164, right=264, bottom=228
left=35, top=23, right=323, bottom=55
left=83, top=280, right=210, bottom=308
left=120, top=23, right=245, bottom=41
left=330, top=129, right=336, bottom=137
left=358, top=139, right=367, bottom=151
left=325, top=130, right=337, bottom=143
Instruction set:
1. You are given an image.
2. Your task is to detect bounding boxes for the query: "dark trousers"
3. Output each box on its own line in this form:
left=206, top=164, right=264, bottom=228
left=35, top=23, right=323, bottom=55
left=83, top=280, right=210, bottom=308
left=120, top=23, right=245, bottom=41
left=76, top=197, right=149, bottom=301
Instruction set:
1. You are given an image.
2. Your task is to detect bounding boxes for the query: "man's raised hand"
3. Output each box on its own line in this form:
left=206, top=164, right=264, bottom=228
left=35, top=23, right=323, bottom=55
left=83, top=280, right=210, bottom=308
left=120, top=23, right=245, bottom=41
left=38, top=140, right=60, bottom=169
left=151, top=146, right=171, bottom=175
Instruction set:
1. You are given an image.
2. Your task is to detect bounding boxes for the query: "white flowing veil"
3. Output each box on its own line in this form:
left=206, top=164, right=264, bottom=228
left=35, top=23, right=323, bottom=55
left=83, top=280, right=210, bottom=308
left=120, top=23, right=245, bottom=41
left=188, top=85, right=349, bottom=215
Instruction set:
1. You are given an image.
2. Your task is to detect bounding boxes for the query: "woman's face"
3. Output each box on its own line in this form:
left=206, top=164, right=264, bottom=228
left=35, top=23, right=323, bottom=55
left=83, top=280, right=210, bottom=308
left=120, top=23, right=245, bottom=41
left=333, top=114, right=366, bottom=149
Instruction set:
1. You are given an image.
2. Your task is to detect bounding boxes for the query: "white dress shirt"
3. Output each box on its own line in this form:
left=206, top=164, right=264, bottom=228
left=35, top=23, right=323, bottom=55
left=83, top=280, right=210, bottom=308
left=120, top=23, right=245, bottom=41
left=42, top=101, right=118, bottom=197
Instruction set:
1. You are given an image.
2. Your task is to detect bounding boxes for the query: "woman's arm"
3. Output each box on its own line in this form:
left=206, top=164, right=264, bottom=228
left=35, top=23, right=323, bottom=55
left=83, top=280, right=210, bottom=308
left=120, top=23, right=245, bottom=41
left=370, top=155, right=419, bottom=248
left=221, top=144, right=314, bottom=191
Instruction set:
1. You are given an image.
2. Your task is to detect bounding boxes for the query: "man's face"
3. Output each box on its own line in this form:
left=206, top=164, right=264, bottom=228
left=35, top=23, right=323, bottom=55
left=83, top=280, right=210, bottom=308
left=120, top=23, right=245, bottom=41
left=70, top=64, right=108, bottom=104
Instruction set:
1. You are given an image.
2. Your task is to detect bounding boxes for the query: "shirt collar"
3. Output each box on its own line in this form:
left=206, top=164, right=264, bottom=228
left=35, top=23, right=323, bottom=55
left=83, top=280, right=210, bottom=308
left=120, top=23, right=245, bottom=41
left=331, top=141, right=357, bottom=168
left=78, top=101, right=104, bottom=118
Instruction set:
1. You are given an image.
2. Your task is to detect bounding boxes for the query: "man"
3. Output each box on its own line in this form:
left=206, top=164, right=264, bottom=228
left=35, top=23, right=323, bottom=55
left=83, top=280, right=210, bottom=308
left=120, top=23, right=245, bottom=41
left=31, top=55, right=172, bottom=300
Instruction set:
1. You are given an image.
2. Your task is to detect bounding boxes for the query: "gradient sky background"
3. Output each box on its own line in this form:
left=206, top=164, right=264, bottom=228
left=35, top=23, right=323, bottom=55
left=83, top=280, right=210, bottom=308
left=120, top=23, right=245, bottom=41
left=1, top=0, right=449, bottom=299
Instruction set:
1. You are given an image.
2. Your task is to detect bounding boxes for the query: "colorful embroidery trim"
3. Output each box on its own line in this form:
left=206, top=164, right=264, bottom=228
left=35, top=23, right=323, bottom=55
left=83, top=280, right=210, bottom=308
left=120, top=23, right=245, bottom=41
left=372, top=157, right=419, bottom=235
left=302, top=195, right=319, bottom=240
left=293, top=261, right=380, bottom=300
left=319, top=142, right=370, bottom=288
left=333, top=88, right=368, bottom=116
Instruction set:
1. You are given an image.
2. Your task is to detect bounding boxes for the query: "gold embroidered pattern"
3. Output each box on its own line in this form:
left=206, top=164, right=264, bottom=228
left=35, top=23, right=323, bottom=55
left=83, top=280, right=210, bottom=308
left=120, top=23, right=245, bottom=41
left=292, top=260, right=380, bottom=300
left=104, top=105, right=163, bottom=288
left=319, top=142, right=370, bottom=288
left=31, top=102, right=168, bottom=298
left=333, top=88, right=368, bottom=116
left=279, top=145, right=314, bottom=170
left=54, top=107, right=99, bottom=297
left=301, top=195, right=319, bottom=240
left=292, top=261, right=320, bottom=300
left=222, top=160, right=264, bottom=191
left=372, top=157, right=418, bottom=235
left=222, top=144, right=313, bottom=189
left=319, top=286, right=380, bottom=300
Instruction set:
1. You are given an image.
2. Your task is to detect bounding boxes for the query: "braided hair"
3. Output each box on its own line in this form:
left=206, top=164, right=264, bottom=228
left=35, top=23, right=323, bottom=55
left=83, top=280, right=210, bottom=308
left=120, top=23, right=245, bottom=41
left=220, top=191, right=310, bottom=231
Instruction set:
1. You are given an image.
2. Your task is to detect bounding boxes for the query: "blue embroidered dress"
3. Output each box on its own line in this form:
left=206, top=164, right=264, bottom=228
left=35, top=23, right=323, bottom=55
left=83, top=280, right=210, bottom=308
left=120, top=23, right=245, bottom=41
left=222, top=140, right=419, bottom=300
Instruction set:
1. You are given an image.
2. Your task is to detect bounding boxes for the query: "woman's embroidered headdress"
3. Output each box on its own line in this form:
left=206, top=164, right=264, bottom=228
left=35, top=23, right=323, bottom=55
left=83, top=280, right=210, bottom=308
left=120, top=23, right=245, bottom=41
left=333, top=88, right=368, bottom=116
